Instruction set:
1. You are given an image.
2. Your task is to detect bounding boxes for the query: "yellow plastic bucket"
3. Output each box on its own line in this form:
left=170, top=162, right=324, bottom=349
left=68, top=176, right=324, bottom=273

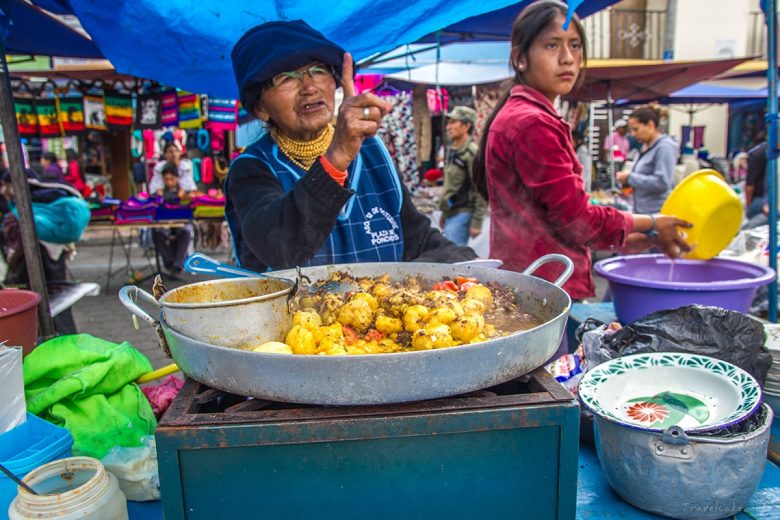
left=660, top=169, right=743, bottom=260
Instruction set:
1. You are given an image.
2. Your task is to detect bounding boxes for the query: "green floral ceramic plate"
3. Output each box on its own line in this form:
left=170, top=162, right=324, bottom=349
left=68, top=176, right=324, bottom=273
left=578, top=353, right=761, bottom=433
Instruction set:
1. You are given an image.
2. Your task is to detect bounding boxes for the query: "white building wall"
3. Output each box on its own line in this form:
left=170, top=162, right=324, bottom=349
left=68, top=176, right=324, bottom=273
left=664, top=1, right=762, bottom=155
left=673, top=0, right=754, bottom=60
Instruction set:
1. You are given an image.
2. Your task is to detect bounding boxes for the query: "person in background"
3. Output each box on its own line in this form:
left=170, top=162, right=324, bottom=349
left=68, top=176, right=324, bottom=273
left=39, top=152, right=65, bottom=183
left=149, top=142, right=197, bottom=194
left=64, top=149, right=92, bottom=198
left=226, top=19, right=476, bottom=271
left=616, top=106, right=676, bottom=214
left=133, top=157, right=147, bottom=193
left=438, top=106, right=486, bottom=246
left=744, top=139, right=768, bottom=219
left=603, top=119, right=629, bottom=160
left=471, top=0, right=690, bottom=301
left=152, top=163, right=193, bottom=276
left=572, top=129, right=592, bottom=189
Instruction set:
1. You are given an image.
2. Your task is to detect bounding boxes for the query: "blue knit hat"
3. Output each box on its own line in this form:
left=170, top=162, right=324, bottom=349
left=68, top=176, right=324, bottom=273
left=231, top=20, right=345, bottom=111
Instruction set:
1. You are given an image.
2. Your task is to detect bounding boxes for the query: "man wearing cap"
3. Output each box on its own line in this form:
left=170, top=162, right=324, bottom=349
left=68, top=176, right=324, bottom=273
left=439, top=106, right=486, bottom=246
left=226, top=20, right=476, bottom=271
left=603, top=119, right=630, bottom=160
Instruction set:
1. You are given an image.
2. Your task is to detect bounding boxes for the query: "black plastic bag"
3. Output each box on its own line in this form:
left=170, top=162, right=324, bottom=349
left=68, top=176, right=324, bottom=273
left=597, top=305, right=771, bottom=385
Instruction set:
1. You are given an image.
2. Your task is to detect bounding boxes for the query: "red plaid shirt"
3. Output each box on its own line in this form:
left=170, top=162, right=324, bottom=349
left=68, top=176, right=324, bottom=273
left=486, top=85, right=633, bottom=299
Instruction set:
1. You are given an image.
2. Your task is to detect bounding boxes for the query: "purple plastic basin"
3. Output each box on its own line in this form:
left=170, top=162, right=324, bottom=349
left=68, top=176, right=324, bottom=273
left=593, top=254, right=776, bottom=324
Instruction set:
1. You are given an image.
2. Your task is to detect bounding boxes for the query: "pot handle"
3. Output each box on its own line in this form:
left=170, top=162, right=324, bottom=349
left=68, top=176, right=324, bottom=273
left=523, top=254, right=574, bottom=287
left=184, top=252, right=261, bottom=279
left=118, top=285, right=160, bottom=326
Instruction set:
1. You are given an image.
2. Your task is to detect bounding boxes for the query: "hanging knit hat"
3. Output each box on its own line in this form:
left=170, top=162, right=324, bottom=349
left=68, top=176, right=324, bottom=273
left=231, top=20, right=345, bottom=112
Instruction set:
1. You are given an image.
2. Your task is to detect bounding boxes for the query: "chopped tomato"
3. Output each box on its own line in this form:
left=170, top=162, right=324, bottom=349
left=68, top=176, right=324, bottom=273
left=364, top=329, right=385, bottom=341
left=456, top=276, right=478, bottom=288
left=432, top=280, right=459, bottom=292
left=459, top=281, right=478, bottom=292
left=343, top=325, right=359, bottom=346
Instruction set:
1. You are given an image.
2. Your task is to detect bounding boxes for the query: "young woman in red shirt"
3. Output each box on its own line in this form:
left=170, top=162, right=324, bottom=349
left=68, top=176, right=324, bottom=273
left=472, top=0, right=690, bottom=300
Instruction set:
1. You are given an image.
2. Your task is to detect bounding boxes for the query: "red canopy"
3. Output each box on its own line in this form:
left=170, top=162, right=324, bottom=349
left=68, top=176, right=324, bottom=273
left=567, top=57, right=752, bottom=102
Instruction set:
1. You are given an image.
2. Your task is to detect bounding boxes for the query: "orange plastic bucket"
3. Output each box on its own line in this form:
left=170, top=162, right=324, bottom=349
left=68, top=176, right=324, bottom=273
left=0, top=289, right=41, bottom=355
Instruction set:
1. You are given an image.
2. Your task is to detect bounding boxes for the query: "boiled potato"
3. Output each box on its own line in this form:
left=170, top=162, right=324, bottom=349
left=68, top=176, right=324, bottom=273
left=403, top=305, right=429, bottom=332
left=293, top=310, right=322, bottom=331
left=375, top=314, right=404, bottom=335
left=350, top=292, right=379, bottom=311
left=411, top=324, right=454, bottom=350
left=450, top=312, right=485, bottom=342
left=337, top=298, right=374, bottom=332
left=461, top=298, right=486, bottom=315
left=286, top=325, right=317, bottom=355
left=465, top=285, right=493, bottom=308
left=252, top=341, right=293, bottom=355
left=426, top=306, right=457, bottom=326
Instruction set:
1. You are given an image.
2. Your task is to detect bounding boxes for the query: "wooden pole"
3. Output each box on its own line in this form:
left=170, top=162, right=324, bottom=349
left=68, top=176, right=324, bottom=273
left=108, top=128, right=131, bottom=200
left=0, top=44, right=56, bottom=339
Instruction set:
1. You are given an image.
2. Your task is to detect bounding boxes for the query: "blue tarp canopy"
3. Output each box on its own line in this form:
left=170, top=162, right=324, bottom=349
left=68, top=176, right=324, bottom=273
left=415, top=0, right=618, bottom=43
left=0, top=0, right=103, bottom=58
left=655, top=83, right=766, bottom=105
left=28, top=0, right=614, bottom=98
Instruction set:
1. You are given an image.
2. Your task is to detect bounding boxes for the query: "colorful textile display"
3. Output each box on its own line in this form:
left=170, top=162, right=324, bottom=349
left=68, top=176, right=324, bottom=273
left=59, top=96, right=85, bottom=135
left=160, top=90, right=179, bottom=127
left=426, top=87, right=449, bottom=115
left=177, top=91, right=202, bottom=129
left=135, top=93, right=163, bottom=129
left=23, top=334, right=156, bottom=459
left=474, top=85, right=505, bottom=141
left=83, top=94, right=107, bottom=130
left=104, top=91, right=133, bottom=128
left=206, top=97, right=238, bottom=130
left=36, top=98, right=61, bottom=137
left=156, top=202, right=193, bottom=221
left=200, top=156, right=214, bottom=184
left=14, top=98, right=38, bottom=136
left=115, top=196, right=158, bottom=224
left=377, top=90, right=419, bottom=189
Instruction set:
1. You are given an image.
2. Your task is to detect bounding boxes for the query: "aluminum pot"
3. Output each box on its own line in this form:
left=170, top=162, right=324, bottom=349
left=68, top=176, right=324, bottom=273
left=119, top=276, right=295, bottom=349
left=119, top=255, right=573, bottom=405
left=594, top=404, right=773, bottom=520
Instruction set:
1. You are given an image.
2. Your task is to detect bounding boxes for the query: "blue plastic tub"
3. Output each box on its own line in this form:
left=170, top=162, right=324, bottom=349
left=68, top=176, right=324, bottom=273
left=0, top=413, right=73, bottom=513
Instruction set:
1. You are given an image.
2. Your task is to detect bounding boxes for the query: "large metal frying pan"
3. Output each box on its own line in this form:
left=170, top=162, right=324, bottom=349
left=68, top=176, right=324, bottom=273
left=120, top=256, right=573, bottom=405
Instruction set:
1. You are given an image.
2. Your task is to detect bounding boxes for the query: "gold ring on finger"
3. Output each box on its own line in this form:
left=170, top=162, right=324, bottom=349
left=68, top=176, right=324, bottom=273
left=362, top=107, right=371, bottom=120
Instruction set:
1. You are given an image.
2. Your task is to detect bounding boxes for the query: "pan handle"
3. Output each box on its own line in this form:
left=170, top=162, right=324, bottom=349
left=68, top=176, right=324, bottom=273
left=118, top=285, right=160, bottom=326
left=523, top=254, right=574, bottom=287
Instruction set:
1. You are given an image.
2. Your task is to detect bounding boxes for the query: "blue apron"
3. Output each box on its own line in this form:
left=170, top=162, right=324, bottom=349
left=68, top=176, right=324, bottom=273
left=228, top=134, right=405, bottom=269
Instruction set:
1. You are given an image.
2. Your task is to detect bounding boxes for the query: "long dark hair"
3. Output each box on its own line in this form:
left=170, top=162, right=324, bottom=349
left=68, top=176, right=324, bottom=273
left=472, top=0, right=587, bottom=201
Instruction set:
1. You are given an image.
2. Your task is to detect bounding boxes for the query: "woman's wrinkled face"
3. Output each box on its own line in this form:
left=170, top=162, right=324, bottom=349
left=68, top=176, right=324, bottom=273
left=628, top=117, right=656, bottom=144
left=516, top=14, right=583, bottom=103
left=254, top=62, right=337, bottom=141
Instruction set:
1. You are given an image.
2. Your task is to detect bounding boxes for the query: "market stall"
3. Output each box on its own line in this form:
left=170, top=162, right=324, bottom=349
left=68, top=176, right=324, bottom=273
left=2, top=1, right=780, bottom=519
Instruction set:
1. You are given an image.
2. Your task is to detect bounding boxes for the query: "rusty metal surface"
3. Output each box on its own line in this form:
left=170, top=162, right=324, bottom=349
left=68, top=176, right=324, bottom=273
left=148, top=262, right=571, bottom=405
left=158, top=367, right=575, bottom=428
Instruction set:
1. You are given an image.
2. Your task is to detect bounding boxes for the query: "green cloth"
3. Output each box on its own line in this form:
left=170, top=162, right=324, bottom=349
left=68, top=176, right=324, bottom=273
left=23, top=334, right=156, bottom=458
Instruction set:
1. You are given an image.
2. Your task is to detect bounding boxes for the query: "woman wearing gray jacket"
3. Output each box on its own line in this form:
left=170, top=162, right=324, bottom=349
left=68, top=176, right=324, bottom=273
left=616, top=106, right=677, bottom=214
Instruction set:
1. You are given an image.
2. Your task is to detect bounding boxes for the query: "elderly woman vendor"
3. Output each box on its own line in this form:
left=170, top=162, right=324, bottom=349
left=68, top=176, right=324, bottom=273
left=227, top=20, right=476, bottom=271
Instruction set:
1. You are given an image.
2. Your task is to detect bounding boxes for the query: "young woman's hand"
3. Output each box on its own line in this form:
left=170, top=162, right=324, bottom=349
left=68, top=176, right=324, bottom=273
left=654, top=215, right=692, bottom=258
left=325, top=52, right=392, bottom=171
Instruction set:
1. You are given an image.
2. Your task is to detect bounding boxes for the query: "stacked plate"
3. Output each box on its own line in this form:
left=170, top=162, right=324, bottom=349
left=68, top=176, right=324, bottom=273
left=763, top=325, right=780, bottom=414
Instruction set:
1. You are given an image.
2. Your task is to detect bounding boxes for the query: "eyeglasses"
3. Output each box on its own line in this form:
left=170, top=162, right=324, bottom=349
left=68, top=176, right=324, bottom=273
left=269, top=64, right=336, bottom=90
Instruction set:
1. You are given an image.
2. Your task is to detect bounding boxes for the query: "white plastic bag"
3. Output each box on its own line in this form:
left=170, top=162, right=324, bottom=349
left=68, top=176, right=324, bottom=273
left=101, top=435, right=160, bottom=501
left=0, top=346, right=26, bottom=433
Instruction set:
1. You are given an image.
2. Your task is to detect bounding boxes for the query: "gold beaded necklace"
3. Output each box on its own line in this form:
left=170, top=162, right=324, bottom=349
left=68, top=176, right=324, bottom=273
left=272, top=125, right=334, bottom=170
